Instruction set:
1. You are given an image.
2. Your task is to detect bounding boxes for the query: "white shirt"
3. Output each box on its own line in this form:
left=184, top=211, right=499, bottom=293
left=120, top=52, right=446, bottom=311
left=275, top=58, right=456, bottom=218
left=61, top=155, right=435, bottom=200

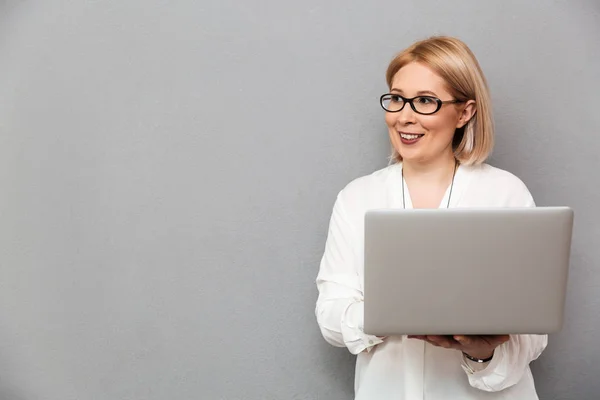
left=315, top=162, right=548, bottom=400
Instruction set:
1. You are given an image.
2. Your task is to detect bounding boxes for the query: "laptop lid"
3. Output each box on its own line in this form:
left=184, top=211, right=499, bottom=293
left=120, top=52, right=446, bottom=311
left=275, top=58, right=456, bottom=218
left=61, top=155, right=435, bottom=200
left=363, top=207, right=573, bottom=336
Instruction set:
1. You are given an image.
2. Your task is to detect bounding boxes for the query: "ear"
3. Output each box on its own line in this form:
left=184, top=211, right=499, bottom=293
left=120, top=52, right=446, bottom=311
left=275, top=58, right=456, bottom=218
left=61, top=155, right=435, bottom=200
left=456, top=100, right=476, bottom=129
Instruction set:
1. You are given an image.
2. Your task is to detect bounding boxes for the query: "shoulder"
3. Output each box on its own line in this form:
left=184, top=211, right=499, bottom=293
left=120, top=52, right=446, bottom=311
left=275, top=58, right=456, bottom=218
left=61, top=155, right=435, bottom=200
left=464, top=163, right=535, bottom=207
left=341, top=164, right=396, bottom=194
left=470, top=163, right=529, bottom=188
left=335, top=164, right=397, bottom=210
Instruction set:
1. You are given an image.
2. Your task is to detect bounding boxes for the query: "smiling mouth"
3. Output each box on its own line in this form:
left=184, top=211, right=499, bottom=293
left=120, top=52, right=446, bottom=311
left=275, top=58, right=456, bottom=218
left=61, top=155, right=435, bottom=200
left=400, top=133, right=424, bottom=140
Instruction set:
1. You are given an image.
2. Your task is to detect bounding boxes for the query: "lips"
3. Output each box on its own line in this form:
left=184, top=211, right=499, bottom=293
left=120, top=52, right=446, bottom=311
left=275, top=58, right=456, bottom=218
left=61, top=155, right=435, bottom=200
left=398, top=131, right=424, bottom=145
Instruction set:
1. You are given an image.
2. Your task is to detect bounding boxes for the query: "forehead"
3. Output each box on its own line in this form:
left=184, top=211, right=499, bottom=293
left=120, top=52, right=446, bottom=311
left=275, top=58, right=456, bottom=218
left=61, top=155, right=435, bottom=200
left=390, top=62, right=450, bottom=96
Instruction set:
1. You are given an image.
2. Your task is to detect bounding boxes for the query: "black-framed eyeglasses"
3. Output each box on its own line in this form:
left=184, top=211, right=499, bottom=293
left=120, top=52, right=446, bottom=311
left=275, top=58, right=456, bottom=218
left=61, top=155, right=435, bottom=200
left=380, top=93, right=464, bottom=115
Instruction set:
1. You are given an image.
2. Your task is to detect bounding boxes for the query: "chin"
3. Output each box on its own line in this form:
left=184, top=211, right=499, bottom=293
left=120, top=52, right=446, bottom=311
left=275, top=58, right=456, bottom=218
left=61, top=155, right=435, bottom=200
left=396, top=148, right=422, bottom=162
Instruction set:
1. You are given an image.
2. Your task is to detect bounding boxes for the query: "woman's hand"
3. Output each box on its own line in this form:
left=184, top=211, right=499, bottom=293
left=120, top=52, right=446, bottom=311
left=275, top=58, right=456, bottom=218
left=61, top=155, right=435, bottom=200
left=408, top=335, right=510, bottom=360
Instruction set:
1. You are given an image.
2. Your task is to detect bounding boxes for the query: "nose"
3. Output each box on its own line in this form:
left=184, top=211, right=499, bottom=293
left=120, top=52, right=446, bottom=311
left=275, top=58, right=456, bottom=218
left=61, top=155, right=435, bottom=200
left=395, top=103, right=417, bottom=125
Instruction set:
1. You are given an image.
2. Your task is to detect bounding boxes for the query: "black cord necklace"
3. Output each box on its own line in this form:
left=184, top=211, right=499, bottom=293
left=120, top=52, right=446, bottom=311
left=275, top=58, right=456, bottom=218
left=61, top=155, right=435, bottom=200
left=401, top=159, right=459, bottom=209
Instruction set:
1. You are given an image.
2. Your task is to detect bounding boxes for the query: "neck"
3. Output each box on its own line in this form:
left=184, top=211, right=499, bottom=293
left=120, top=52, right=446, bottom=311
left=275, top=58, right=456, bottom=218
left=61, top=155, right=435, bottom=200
left=402, top=153, right=457, bottom=184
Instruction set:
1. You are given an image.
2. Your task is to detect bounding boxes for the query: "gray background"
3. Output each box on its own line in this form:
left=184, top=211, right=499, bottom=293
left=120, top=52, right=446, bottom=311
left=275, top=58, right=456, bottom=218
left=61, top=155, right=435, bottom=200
left=0, top=1, right=598, bottom=399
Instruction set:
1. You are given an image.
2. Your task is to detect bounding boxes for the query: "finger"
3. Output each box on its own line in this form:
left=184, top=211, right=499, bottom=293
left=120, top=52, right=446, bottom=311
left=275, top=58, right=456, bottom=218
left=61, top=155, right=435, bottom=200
left=409, top=335, right=438, bottom=346
left=427, top=335, right=451, bottom=348
left=478, top=335, right=510, bottom=347
left=453, top=335, right=472, bottom=346
left=423, top=338, right=440, bottom=347
left=490, top=335, right=510, bottom=346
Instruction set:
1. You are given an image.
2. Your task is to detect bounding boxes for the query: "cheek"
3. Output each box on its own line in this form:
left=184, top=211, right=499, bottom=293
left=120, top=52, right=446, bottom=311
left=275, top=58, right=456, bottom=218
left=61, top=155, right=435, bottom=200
left=421, top=114, right=456, bottom=137
left=384, top=113, right=396, bottom=128
left=385, top=116, right=401, bottom=145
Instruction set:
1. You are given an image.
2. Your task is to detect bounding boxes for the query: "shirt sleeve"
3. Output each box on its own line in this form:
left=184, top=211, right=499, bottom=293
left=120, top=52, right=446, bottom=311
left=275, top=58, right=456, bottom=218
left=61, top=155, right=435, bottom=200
left=461, top=334, right=548, bottom=391
left=315, top=192, right=383, bottom=355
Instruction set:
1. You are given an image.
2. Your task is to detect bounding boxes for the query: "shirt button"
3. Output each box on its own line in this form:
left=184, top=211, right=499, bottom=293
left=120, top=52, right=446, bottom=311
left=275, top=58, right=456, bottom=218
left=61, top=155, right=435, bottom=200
left=369, top=340, right=374, bottom=345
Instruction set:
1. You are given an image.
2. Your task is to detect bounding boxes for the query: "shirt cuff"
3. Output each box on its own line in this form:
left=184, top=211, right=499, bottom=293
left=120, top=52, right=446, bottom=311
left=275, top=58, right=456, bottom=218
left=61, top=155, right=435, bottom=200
left=461, top=348, right=503, bottom=377
left=341, top=301, right=384, bottom=354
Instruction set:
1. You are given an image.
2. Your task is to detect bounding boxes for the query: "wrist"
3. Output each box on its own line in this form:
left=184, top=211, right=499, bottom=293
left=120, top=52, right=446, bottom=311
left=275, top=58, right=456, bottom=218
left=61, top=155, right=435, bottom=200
left=463, top=350, right=494, bottom=363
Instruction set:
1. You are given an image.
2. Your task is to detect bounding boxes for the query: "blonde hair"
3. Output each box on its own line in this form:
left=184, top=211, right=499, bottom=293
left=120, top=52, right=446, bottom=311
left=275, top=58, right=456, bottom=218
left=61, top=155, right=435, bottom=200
left=385, top=36, right=494, bottom=165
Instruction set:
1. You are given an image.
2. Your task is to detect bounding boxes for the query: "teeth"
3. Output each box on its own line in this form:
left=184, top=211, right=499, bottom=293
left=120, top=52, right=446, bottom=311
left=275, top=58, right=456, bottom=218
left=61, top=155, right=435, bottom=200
left=400, top=133, right=421, bottom=140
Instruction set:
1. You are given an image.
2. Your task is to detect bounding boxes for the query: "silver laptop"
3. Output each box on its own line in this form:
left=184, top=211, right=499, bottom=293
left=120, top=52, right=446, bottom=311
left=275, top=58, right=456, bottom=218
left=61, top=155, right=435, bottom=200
left=363, top=207, right=574, bottom=336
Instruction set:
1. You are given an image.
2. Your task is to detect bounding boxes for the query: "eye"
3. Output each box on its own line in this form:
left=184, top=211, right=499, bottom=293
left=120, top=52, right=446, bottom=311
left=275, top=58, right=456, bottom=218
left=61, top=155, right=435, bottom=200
left=390, top=95, right=403, bottom=102
left=415, top=96, right=436, bottom=104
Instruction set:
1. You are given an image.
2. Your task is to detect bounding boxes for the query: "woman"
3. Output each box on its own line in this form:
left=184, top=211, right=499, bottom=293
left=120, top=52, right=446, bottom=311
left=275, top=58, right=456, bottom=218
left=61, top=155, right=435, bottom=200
left=315, top=36, right=547, bottom=399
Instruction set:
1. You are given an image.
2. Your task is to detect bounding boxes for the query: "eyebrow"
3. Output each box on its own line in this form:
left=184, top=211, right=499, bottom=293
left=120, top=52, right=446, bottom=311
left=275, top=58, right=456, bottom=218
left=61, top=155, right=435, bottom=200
left=390, top=88, right=439, bottom=97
